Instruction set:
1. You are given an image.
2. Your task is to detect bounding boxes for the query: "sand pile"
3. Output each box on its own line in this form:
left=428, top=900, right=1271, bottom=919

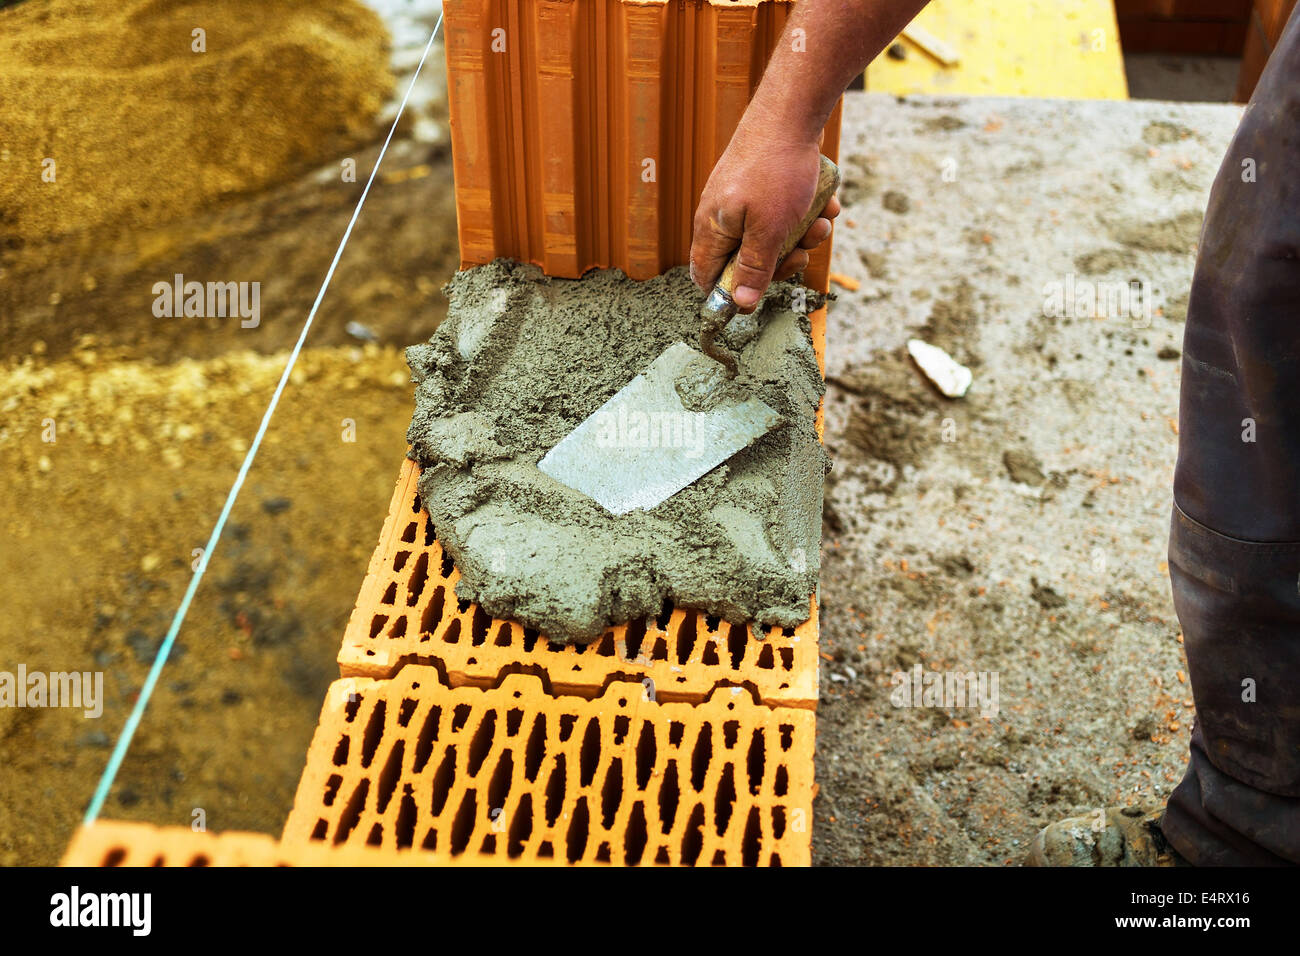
left=406, top=261, right=829, bottom=644
left=0, top=0, right=392, bottom=258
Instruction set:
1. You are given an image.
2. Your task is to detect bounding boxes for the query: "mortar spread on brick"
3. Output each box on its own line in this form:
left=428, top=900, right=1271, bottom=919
left=405, top=260, right=827, bottom=644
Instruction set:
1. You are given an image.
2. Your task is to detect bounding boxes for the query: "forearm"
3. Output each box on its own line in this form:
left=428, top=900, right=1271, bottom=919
left=746, top=0, right=931, bottom=144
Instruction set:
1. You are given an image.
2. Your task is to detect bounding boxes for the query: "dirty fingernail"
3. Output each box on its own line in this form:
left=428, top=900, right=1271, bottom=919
left=735, top=285, right=761, bottom=308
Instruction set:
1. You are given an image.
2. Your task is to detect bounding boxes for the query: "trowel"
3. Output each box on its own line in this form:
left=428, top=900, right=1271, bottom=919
left=539, top=156, right=841, bottom=516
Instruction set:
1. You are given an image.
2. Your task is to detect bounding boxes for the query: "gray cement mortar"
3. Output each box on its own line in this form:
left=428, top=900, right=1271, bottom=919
left=405, top=261, right=829, bottom=644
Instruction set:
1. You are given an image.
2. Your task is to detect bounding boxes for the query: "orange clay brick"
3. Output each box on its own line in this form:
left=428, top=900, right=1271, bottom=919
left=283, top=668, right=815, bottom=866
left=443, top=0, right=842, bottom=295
left=337, top=457, right=821, bottom=708
left=61, top=820, right=515, bottom=867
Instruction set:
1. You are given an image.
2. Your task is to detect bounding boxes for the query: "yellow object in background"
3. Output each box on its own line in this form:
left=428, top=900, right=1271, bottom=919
left=867, top=0, right=1129, bottom=99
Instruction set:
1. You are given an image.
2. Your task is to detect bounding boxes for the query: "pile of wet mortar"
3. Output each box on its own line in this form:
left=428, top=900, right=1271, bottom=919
left=405, top=260, right=828, bottom=644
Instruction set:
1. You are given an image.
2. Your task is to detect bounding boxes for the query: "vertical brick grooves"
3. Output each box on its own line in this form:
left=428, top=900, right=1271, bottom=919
left=662, top=2, right=689, bottom=273
left=502, top=0, right=530, bottom=267
left=444, top=0, right=837, bottom=281
left=595, top=0, right=613, bottom=271
left=536, top=0, right=580, bottom=275
left=712, top=8, right=752, bottom=176
left=623, top=5, right=663, bottom=277
left=683, top=1, right=706, bottom=272
left=444, top=1, right=494, bottom=266
left=572, top=0, right=593, bottom=272
left=604, top=3, right=624, bottom=273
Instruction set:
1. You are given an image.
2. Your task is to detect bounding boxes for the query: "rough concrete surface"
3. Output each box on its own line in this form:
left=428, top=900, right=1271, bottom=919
left=813, top=93, right=1242, bottom=864
left=405, top=261, right=827, bottom=644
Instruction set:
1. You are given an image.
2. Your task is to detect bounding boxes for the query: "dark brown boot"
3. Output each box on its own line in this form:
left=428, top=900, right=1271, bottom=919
left=1027, top=803, right=1188, bottom=867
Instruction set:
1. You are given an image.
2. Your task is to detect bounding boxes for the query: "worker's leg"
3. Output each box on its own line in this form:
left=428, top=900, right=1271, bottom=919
left=1160, top=6, right=1300, bottom=866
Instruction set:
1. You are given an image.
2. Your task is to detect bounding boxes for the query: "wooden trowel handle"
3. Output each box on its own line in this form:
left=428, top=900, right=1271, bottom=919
left=715, top=155, right=841, bottom=298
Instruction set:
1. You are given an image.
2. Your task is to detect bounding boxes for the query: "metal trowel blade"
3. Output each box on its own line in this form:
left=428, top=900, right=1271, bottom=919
left=538, top=342, right=779, bottom=515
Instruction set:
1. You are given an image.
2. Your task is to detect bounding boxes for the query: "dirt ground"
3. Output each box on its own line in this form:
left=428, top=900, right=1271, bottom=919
left=0, top=2, right=1246, bottom=867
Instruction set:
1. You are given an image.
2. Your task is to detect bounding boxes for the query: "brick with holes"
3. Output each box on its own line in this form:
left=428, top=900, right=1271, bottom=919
left=283, top=668, right=815, bottom=866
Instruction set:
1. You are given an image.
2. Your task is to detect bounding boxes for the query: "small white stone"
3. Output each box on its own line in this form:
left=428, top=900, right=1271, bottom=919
left=345, top=321, right=378, bottom=343
left=907, top=338, right=972, bottom=398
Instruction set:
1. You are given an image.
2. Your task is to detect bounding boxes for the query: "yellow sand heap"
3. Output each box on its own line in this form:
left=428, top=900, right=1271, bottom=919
left=0, top=0, right=393, bottom=257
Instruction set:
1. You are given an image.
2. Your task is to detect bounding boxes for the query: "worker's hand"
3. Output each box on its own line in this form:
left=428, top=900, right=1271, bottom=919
left=690, top=126, right=840, bottom=312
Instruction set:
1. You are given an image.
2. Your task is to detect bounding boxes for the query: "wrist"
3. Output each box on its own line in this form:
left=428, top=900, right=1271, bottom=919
left=735, top=94, right=826, bottom=153
left=742, top=63, right=836, bottom=148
